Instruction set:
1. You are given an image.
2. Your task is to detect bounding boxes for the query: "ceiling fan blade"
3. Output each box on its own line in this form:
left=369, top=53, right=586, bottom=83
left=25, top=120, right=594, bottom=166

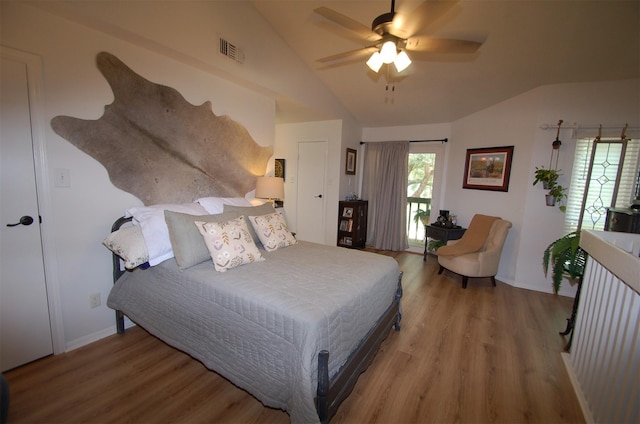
left=399, top=0, right=459, bottom=37
left=314, top=7, right=379, bottom=41
left=405, top=36, right=482, bottom=54
left=317, top=45, right=379, bottom=63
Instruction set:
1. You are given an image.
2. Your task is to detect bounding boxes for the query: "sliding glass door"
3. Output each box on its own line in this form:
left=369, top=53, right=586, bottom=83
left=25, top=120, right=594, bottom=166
left=406, top=143, right=445, bottom=250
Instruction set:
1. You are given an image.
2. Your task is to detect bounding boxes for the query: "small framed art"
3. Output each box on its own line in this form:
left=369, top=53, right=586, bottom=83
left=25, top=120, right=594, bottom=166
left=345, top=148, right=357, bottom=175
left=274, top=158, right=285, bottom=181
left=462, top=146, right=514, bottom=192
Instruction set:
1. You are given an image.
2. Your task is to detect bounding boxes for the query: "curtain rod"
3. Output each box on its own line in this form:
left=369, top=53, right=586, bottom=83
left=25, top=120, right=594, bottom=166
left=360, top=138, right=448, bottom=145
left=540, top=123, right=639, bottom=131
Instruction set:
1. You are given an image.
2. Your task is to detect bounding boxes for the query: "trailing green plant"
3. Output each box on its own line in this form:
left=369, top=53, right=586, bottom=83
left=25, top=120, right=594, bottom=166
left=533, top=166, right=560, bottom=188
left=546, top=184, right=568, bottom=212
left=542, top=231, right=587, bottom=294
left=533, top=166, right=567, bottom=211
left=427, top=238, right=446, bottom=252
left=413, top=208, right=430, bottom=225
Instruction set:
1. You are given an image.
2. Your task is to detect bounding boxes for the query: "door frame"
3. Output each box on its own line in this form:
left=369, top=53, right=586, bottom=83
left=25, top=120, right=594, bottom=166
left=1, top=45, right=65, bottom=354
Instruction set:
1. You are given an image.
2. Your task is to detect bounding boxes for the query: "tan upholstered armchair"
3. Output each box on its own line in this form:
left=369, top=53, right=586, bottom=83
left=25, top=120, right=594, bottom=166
left=437, top=217, right=512, bottom=289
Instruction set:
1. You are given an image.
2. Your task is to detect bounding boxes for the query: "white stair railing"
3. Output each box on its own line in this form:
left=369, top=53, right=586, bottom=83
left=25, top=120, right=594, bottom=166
left=563, top=230, right=639, bottom=424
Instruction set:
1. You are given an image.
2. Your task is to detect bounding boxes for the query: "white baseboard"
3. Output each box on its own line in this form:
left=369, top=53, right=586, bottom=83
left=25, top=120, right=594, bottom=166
left=65, top=326, right=116, bottom=352
left=64, top=317, right=137, bottom=352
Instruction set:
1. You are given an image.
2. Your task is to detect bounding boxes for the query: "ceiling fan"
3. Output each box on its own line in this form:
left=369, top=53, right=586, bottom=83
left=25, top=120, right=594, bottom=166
left=314, top=0, right=482, bottom=73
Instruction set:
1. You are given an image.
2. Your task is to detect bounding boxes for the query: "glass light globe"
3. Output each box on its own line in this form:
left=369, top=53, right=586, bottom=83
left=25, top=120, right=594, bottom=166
left=379, top=41, right=397, bottom=64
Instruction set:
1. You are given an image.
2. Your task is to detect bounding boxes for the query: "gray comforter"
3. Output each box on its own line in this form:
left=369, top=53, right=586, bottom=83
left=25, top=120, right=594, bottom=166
left=107, top=241, right=401, bottom=423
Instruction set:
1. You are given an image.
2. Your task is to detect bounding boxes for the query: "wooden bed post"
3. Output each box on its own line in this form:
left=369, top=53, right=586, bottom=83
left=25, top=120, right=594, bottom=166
left=314, top=271, right=403, bottom=423
left=111, top=217, right=133, bottom=335
left=394, top=272, right=403, bottom=331
left=317, top=350, right=330, bottom=424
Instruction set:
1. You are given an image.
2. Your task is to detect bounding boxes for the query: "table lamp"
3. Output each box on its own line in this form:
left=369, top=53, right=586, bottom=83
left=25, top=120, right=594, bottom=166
left=255, top=176, right=284, bottom=206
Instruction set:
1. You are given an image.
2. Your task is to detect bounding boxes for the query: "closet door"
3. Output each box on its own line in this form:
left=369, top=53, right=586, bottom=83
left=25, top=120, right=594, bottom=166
left=296, top=141, right=327, bottom=244
left=1, top=52, right=54, bottom=371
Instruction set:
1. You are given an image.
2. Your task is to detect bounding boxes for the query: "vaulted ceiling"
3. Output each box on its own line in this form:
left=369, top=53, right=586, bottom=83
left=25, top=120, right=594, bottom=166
left=252, top=0, right=640, bottom=127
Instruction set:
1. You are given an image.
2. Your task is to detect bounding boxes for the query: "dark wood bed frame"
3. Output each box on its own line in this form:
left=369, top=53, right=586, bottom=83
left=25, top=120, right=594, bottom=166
left=110, top=216, right=403, bottom=424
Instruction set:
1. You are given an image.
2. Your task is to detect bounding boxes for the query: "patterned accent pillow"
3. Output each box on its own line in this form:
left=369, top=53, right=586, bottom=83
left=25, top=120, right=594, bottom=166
left=103, top=225, right=149, bottom=269
left=164, top=210, right=240, bottom=270
left=248, top=212, right=297, bottom=252
left=222, top=202, right=275, bottom=246
left=195, top=216, right=264, bottom=272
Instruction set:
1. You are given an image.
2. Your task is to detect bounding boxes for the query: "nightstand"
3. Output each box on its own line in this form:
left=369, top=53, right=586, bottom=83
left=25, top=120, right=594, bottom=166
left=423, top=225, right=466, bottom=261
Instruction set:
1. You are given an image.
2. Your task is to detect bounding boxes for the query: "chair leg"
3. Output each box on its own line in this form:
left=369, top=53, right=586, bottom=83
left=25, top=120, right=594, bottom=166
left=438, top=265, right=444, bottom=275
left=462, top=276, right=468, bottom=289
left=491, top=276, right=497, bottom=287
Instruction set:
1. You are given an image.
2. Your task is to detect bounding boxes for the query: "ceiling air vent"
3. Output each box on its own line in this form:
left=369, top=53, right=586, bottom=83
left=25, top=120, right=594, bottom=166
left=219, top=37, right=244, bottom=63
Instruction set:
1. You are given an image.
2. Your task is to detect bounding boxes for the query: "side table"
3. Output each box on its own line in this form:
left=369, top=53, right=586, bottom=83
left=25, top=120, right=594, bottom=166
left=424, top=225, right=466, bottom=261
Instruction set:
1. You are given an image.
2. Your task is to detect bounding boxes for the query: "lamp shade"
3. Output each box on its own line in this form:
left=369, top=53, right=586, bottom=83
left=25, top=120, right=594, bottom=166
left=393, top=50, right=412, bottom=72
left=366, top=51, right=384, bottom=72
left=255, top=176, right=284, bottom=200
left=379, top=40, right=397, bottom=64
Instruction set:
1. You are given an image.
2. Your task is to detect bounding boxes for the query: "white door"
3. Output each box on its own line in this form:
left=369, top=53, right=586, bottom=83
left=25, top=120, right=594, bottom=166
left=1, top=54, right=54, bottom=371
left=296, top=142, right=327, bottom=243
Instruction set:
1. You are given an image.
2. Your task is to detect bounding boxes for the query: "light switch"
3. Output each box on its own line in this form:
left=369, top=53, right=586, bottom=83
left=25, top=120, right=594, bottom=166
left=54, top=168, right=70, bottom=187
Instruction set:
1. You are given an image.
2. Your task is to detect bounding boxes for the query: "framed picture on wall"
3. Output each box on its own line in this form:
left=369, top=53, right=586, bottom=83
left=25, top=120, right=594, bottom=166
left=345, top=148, right=357, bottom=175
left=463, top=145, right=514, bottom=192
left=274, top=158, right=285, bottom=181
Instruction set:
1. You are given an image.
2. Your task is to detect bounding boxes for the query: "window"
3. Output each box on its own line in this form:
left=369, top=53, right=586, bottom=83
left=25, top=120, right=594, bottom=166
left=564, top=137, right=640, bottom=233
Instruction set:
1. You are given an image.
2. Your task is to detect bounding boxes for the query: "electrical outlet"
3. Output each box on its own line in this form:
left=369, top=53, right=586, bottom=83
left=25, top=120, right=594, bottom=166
left=89, top=293, right=101, bottom=309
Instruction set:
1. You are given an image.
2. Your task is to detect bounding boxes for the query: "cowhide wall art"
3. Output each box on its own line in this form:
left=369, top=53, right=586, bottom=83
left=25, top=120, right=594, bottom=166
left=51, top=52, right=273, bottom=205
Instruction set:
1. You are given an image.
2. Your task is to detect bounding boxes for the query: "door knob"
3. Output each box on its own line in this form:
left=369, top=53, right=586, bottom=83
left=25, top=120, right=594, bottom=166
left=314, top=194, right=323, bottom=198
left=6, top=215, right=34, bottom=227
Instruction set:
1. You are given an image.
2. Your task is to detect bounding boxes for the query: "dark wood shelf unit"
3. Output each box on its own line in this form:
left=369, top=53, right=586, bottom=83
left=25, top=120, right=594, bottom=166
left=605, top=207, right=640, bottom=234
left=337, top=200, right=368, bottom=249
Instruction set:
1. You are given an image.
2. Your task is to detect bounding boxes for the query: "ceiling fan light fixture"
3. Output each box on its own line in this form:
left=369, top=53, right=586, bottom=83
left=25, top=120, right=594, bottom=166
left=366, top=51, right=383, bottom=72
left=379, top=40, right=397, bottom=64
left=394, top=50, right=411, bottom=72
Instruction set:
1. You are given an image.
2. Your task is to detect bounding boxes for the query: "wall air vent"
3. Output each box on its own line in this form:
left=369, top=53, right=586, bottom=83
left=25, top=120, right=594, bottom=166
left=219, top=37, right=244, bottom=63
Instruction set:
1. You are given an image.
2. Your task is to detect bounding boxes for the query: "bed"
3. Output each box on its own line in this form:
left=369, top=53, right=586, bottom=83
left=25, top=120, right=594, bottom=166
left=106, top=205, right=403, bottom=424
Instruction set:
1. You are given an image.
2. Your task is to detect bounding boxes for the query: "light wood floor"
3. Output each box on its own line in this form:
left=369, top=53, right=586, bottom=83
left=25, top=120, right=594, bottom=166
left=4, top=251, right=585, bottom=423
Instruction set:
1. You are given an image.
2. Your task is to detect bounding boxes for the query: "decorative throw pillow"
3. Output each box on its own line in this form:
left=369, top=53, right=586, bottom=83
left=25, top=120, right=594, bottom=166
left=103, top=225, right=149, bottom=269
left=164, top=210, right=241, bottom=270
left=126, top=203, right=207, bottom=265
left=248, top=212, right=297, bottom=252
left=195, top=216, right=265, bottom=272
left=222, top=203, right=276, bottom=245
left=195, top=197, right=252, bottom=214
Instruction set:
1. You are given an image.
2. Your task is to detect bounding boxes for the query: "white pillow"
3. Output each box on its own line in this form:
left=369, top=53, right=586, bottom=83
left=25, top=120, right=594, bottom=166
left=195, top=197, right=252, bottom=214
left=126, top=203, right=207, bottom=266
left=248, top=212, right=297, bottom=252
left=195, top=216, right=265, bottom=272
left=103, top=225, right=149, bottom=269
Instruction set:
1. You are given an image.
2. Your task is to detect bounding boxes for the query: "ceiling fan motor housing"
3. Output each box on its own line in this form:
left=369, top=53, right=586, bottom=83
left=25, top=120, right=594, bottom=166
left=372, top=12, right=396, bottom=35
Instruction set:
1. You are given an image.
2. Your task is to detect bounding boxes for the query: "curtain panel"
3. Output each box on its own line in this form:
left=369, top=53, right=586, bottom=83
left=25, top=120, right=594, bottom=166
left=361, top=141, right=410, bottom=251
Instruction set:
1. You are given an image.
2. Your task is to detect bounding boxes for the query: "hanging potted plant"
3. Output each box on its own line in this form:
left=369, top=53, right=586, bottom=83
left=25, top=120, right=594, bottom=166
left=545, top=184, right=567, bottom=211
left=533, top=166, right=561, bottom=189
left=542, top=231, right=587, bottom=294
